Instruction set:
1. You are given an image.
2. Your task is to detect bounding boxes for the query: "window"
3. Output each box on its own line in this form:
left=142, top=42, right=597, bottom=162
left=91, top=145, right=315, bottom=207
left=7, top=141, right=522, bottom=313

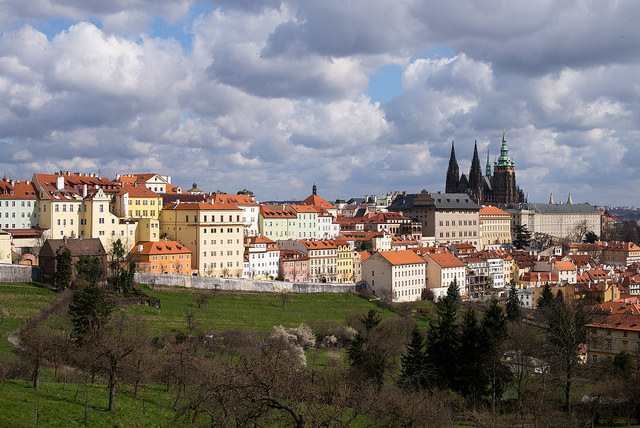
left=55, top=204, right=59, bottom=212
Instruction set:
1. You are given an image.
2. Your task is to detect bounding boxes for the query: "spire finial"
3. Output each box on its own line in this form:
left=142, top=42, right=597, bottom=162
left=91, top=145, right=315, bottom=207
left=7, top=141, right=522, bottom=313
left=549, top=192, right=554, bottom=204
left=312, top=181, right=317, bottom=195
left=567, top=193, right=573, bottom=204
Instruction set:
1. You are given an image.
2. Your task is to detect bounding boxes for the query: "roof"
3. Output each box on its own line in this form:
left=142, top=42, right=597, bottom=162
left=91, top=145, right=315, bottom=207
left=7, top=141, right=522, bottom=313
left=554, top=260, right=576, bottom=271
left=479, top=206, right=509, bottom=216
left=0, top=178, right=38, bottom=200
left=425, top=252, right=466, bottom=268
left=131, top=241, right=191, bottom=256
left=302, top=240, right=337, bottom=250
left=163, top=202, right=240, bottom=211
left=377, top=250, right=426, bottom=266
left=211, top=193, right=258, bottom=206
left=116, top=184, right=160, bottom=198
left=520, top=271, right=559, bottom=282
left=260, top=206, right=296, bottom=218
left=301, top=194, right=336, bottom=210
left=522, top=202, right=600, bottom=215
left=40, top=238, right=106, bottom=257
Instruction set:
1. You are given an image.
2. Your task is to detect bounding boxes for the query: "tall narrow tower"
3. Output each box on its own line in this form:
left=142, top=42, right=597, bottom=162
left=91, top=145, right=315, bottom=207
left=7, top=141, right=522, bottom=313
left=468, top=140, right=483, bottom=203
left=445, top=141, right=460, bottom=193
left=492, top=130, right=520, bottom=204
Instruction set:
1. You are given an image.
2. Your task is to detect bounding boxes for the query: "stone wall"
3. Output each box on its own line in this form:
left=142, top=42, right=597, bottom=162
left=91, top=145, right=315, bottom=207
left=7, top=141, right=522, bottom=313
left=134, top=272, right=355, bottom=294
left=0, top=264, right=41, bottom=283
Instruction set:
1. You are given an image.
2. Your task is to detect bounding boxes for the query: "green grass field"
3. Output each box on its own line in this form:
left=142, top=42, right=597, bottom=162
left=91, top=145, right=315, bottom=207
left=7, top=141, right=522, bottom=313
left=0, top=283, right=59, bottom=358
left=126, top=285, right=391, bottom=337
left=0, top=378, right=179, bottom=427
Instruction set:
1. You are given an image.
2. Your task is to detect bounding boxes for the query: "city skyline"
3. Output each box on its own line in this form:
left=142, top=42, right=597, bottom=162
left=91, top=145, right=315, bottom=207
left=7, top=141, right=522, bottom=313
left=1, top=2, right=639, bottom=206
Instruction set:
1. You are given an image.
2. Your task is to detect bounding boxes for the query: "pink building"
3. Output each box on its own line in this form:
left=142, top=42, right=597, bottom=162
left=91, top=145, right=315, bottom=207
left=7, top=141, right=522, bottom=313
left=279, top=250, right=309, bottom=282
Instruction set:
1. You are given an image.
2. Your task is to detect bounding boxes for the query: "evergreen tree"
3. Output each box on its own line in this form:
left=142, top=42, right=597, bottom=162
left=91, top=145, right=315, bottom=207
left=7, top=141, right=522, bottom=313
left=399, top=326, right=429, bottom=390
left=481, top=300, right=510, bottom=413
left=54, top=247, right=72, bottom=289
left=456, top=308, right=485, bottom=402
left=68, top=285, right=114, bottom=344
left=108, top=239, right=127, bottom=293
left=447, top=276, right=461, bottom=303
left=425, top=297, right=459, bottom=389
left=347, top=310, right=387, bottom=386
left=506, top=284, right=521, bottom=321
left=75, top=255, right=104, bottom=286
left=537, top=284, right=554, bottom=308
left=513, top=225, right=532, bottom=249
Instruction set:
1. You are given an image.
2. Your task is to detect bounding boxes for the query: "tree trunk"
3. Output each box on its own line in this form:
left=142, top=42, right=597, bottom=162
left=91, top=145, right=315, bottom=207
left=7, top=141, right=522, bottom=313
left=565, top=358, right=572, bottom=414
left=108, top=373, right=117, bottom=411
left=33, top=359, right=40, bottom=390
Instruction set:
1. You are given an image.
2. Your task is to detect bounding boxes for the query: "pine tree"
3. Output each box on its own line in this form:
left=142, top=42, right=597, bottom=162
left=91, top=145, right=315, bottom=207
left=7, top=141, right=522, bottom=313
left=506, top=284, right=521, bottom=321
left=456, top=308, right=485, bottom=402
left=538, top=284, right=554, bottom=308
left=54, top=247, right=72, bottom=289
left=68, top=285, right=114, bottom=344
left=399, top=326, right=429, bottom=390
left=425, top=297, right=459, bottom=389
left=513, top=225, right=532, bottom=249
left=447, top=276, right=461, bottom=303
left=481, top=300, right=510, bottom=413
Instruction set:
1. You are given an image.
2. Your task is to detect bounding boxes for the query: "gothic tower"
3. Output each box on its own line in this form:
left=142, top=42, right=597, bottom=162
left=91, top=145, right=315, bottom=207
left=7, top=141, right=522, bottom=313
left=492, top=130, right=520, bottom=204
left=468, top=140, right=483, bottom=203
left=445, top=141, right=460, bottom=193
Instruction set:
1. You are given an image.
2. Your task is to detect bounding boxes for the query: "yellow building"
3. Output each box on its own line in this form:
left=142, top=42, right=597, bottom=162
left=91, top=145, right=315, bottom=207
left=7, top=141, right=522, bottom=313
left=79, top=189, right=139, bottom=251
left=160, top=201, right=245, bottom=277
left=586, top=302, right=640, bottom=364
left=334, top=238, right=354, bottom=283
left=479, top=206, right=512, bottom=249
left=112, top=184, right=163, bottom=220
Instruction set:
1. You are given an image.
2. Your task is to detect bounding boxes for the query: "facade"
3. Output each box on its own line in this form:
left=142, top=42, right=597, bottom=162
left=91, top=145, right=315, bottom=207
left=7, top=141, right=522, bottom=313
left=423, top=252, right=467, bottom=299
left=211, top=194, right=260, bottom=236
left=362, top=250, right=427, bottom=302
left=479, top=206, right=511, bottom=248
left=388, top=190, right=481, bottom=248
left=0, top=230, right=11, bottom=264
left=465, top=257, right=490, bottom=298
left=506, top=202, right=601, bottom=240
left=586, top=302, right=640, bottom=364
left=0, top=178, right=39, bottom=230
left=277, top=239, right=338, bottom=283
left=278, top=250, right=309, bottom=282
left=160, top=201, right=245, bottom=277
left=79, top=189, right=139, bottom=251
left=334, top=238, right=354, bottom=283
left=259, top=206, right=297, bottom=240
left=129, top=240, right=192, bottom=275
left=445, top=132, right=525, bottom=205
left=243, top=236, right=280, bottom=279
left=289, top=204, right=319, bottom=239
left=601, top=242, right=640, bottom=266
left=112, top=185, right=163, bottom=220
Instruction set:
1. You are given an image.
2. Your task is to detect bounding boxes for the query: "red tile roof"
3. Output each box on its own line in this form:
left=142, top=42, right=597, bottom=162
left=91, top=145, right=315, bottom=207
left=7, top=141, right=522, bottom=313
left=130, top=241, right=191, bottom=256
left=212, top=193, right=258, bottom=206
left=378, top=250, right=426, bottom=266
left=426, top=252, right=465, bottom=268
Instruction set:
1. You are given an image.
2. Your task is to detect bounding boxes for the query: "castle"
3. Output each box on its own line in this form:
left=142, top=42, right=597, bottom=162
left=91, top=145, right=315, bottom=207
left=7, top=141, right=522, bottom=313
left=445, top=131, right=525, bottom=205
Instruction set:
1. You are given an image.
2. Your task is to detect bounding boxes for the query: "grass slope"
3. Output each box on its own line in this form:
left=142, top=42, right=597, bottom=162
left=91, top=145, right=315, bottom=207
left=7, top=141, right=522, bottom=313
left=0, top=283, right=59, bottom=358
left=126, top=286, right=390, bottom=337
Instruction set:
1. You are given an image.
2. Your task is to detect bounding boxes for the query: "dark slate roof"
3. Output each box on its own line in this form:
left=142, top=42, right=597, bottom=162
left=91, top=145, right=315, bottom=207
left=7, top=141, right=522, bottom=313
left=389, top=193, right=418, bottom=210
left=347, top=198, right=365, bottom=204
left=432, top=193, right=480, bottom=210
left=40, top=238, right=107, bottom=257
left=161, top=193, right=206, bottom=205
left=524, top=203, right=600, bottom=215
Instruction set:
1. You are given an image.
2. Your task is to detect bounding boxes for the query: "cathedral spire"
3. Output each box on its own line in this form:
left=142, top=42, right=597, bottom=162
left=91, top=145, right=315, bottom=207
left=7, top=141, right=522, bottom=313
left=567, top=193, right=573, bottom=204
left=549, top=192, right=554, bottom=204
left=485, top=149, right=491, bottom=177
left=445, top=140, right=460, bottom=194
left=495, top=129, right=514, bottom=167
left=468, top=140, right=483, bottom=202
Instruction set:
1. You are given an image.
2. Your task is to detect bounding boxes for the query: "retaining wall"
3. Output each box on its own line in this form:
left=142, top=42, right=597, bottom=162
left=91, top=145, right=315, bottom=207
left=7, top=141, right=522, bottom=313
left=0, top=264, right=41, bottom=283
left=134, top=272, right=355, bottom=294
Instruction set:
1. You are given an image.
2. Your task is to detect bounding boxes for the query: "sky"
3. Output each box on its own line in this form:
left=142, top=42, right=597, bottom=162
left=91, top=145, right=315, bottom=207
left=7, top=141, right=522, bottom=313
left=1, top=1, right=639, bottom=207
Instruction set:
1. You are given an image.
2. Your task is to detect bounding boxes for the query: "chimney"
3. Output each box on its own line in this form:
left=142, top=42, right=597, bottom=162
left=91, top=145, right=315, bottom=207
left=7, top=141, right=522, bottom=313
left=83, top=184, right=87, bottom=198
left=138, top=244, right=143, bottom=253
left=63, top=235, right=68, bottom=244
left=56, top=176, right=64, bottom=190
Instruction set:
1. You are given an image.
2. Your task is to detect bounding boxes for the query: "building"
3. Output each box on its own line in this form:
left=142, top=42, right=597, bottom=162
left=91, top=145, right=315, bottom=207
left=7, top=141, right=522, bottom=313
left=601, top=242, right=640, bottom=266
left=334, top=238, right=354, bottom=283
left=277, top=239, right=337, bottom=283
left=0, top=177, right=39, bottom=230
left=302, top=184, right=338, bottom=217
left=210, top=193, right=260, bottom=236
left=39, top=237, right=107, bottom=286
left=445, top=132, right=525, bottom=205
left=479, top=206, right=511, bottom=248
left=388, top=190, right=481, bottom=248
left=362, top=250, right=427, bottom=302
left=112, top=184, right=163, bottom=220
left=129, top=240, right=192, bottom=275
left=160, top=201, right=245, bottom=277
left=259, top=206, right=297, bottom=240
left=114, top=173, right=173, bottom=194
left=279, top=250, right=309, bottom=282
left=586, top=302, right=640, bottom=364
left=424, top=252, right=467, bottom=299
left=0, top=230, right=11, bottom=264
left=506, top=202, right=601, bottom=241
left=243, top=236, right=280, bottom=279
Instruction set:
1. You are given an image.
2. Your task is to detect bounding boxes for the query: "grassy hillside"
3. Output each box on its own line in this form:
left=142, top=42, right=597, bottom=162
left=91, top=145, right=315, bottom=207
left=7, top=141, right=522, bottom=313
left=125, top=285, right=391, bottom=337
left=0, top=283, right=59, bottom=358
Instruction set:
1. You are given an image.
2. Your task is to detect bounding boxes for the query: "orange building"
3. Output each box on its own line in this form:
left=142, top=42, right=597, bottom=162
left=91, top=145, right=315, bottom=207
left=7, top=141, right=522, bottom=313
left=129, top=240, right=192, bottom=275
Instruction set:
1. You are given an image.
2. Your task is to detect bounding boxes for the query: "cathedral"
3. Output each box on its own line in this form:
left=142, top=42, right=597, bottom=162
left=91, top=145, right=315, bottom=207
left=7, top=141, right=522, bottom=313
left=445, top=131, right=525, bottom=205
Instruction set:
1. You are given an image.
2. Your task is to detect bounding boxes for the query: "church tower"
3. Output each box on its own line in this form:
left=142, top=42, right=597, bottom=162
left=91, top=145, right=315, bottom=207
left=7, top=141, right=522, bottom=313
left=468, top=140, right=483, bottom=203
left=492, top=130, right=521, bottom=204
left=445, top=141, right=460, bottom=194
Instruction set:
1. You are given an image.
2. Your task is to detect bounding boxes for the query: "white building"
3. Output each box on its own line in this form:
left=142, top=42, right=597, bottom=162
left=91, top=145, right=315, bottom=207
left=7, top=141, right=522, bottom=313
left=243, top=236, right=280, bottom=279
left=362, top=250, right=427, bottom=302
left=424, top=252, right=467, bottom=299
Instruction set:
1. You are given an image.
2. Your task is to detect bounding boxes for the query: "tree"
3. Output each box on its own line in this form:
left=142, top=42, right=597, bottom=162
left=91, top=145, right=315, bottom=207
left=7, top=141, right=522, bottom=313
left=68, top=285, right=114, bottom=344
left=75, top=255, right=104, bottom=286
left=108, top=239, right=130, bottom=293
left=481, top=300, right=510, bottom=414
left=447, top=276, right=461, bottom=303
left=425, top=297, right=459, bottom=389
left=513, top=225, right=532, bottom=249
left=55, top=247, right=72, bottom=290
left=456, top=308, right=485, bottom=404
left=584, top=231, right=598, bottom=244
left=540, top=299, right=588, bottom=413
left=537, top=284, right=554, bottom=308
left=398, top=326, right=430, bottom=390
left=506, top=284, right=521, bottom=321
left=347, top=310, right=389, bottom=386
